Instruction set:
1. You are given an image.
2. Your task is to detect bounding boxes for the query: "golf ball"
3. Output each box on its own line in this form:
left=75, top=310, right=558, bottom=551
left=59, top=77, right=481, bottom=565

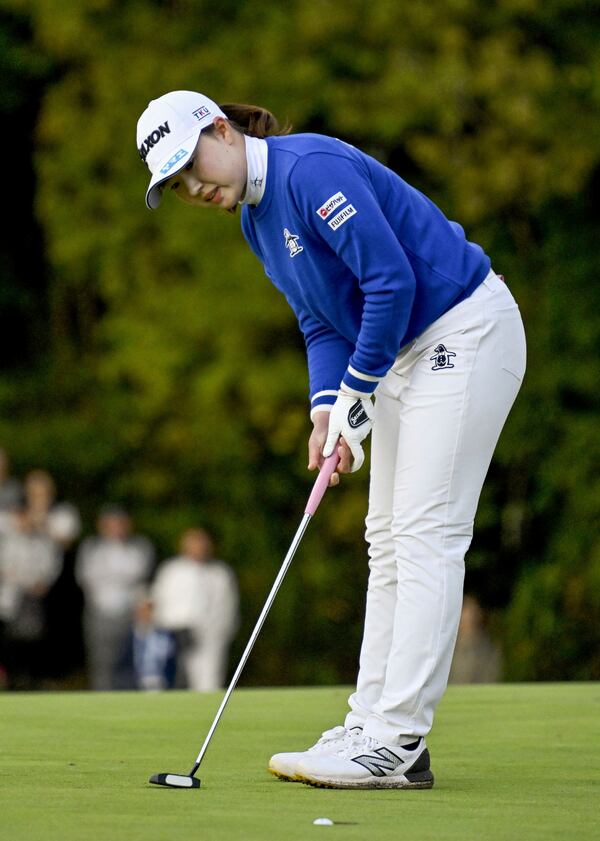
left=313, top=818, right=334, bottom=826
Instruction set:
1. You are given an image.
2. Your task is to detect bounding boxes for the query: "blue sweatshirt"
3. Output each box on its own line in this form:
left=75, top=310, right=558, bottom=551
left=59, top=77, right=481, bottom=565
left=241, top=134, right=490, bottom=414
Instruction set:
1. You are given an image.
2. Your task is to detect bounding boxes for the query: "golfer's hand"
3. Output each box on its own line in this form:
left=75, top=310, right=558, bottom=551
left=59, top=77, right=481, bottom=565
left=308, top=411, right=353, bottom=486
left=322, top=391, right=374, bottom=473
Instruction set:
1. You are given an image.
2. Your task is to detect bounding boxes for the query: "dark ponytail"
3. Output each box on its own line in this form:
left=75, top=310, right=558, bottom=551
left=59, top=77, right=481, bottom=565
left=218, top=103, right=291, bottom=138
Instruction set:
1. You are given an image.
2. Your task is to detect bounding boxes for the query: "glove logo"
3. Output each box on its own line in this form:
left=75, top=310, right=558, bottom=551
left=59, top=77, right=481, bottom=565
left=348, top=400, right=369, bottom=428
left=430, top=344, right=456, bottom=371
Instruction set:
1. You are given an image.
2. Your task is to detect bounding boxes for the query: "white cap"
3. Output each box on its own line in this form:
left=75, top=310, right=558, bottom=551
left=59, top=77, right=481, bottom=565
left=136, top=91, right=227, bottom=210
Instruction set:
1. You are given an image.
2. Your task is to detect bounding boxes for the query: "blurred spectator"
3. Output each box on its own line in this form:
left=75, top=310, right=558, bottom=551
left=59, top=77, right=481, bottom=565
left=22, top=470, right=83, bottom=685
left=0, top=495, right=61, bottom=688
left=0, top=448, right=23, bottom=534
left=152, top=528, right=239, bottom=691
left=115, top=593, right=177, bottom=691
left=24, top=469, right=81, bottom=549
left=449, top=594, right=502, bottom=684
left=75, top=506, right=154, bottom=690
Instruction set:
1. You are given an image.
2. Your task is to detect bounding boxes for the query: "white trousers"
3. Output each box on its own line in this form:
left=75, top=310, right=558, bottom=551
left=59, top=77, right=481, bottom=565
left=345, top=271, right=526, bottom=744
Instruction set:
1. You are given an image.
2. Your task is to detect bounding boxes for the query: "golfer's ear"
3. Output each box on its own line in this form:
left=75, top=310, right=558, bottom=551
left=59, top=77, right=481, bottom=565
left=212, top=117, right=232, bottom=141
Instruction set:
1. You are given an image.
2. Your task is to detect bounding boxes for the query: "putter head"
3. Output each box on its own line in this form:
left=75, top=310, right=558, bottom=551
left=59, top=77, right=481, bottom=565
left=149, top=773, right=201, bottom=789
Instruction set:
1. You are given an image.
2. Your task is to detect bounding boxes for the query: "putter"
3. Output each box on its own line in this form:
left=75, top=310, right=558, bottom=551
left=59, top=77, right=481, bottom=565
left=149, top=450, right=341, bottom=789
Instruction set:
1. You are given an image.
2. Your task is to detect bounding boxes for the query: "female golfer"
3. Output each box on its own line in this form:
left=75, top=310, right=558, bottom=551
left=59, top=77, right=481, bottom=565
left=136, top=91, right=526, bottom=789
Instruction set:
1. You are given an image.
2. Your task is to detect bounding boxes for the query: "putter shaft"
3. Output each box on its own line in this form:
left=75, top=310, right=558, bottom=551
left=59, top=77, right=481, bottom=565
left=188, top=451, right=340, bottom=777
left=189, top=511, right=312, bottom=775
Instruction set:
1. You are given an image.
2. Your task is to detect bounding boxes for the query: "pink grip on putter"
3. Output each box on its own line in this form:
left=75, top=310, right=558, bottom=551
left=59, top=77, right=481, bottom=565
left=304, top=451, right=341, bottom=516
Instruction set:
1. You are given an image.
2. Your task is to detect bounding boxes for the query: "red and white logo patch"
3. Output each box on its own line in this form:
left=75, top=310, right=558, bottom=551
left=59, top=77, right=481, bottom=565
left=316, top=191, right=347, bottom=220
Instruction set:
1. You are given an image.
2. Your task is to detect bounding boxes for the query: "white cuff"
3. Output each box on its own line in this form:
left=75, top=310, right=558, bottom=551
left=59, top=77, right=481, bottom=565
left=339, top=382, right=373, bottom=399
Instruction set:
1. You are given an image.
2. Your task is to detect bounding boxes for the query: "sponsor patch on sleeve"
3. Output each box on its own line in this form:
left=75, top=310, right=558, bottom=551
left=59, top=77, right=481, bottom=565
left=328, top=204, right=357, bottom=230
left=316, top=191, right=347, bottom=220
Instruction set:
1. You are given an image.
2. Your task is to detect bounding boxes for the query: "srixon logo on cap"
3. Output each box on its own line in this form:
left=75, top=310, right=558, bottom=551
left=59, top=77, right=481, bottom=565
left=139, top=121, right=171, bottom=163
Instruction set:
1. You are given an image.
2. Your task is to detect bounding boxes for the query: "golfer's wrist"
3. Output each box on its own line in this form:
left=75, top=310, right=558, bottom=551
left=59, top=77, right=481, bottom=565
left=311, top=407, right=332, bottom=429
left=310, top=389, right=338, bottom=419
left=341, top=365, right=380, bottom=398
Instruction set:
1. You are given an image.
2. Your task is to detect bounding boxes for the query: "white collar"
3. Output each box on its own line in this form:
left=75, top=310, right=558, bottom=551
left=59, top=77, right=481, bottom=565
left=239, top=135, right=268, bottom=205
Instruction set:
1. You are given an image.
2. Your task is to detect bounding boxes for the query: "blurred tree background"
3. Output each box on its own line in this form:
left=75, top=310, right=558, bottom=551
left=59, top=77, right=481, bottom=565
left=0, top=0, right=598, bottom=684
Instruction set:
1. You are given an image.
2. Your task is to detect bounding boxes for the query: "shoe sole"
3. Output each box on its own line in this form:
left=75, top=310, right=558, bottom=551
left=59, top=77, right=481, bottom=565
left=268, top=767, right=300, bottom=782
left=296, top=769, right=434, bottom=790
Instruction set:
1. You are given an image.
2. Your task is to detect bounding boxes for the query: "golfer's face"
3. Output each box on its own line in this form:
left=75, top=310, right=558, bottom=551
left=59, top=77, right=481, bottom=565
left=162, top=122, right=246, bottom=211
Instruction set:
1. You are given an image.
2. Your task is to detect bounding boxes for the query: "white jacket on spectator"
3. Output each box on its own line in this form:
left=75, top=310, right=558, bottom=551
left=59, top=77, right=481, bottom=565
left=75, top=513, right=155, bottom=691
left=0, top=528, right=60, bottom=622
left=152, top=556, right=238, bottom=639
left=76, top=536, right=154, bottom=617
left=152, top=555, right=239, bottom=691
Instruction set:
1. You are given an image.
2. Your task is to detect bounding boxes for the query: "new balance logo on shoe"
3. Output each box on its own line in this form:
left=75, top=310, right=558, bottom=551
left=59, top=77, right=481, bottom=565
left=350, top=738, right=422, bottom=777
left=351, top=746, right=404, bottom=777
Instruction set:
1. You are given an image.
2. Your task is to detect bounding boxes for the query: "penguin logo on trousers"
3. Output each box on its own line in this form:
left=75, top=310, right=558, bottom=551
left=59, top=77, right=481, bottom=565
left=430, top=344, right=456, bottom=371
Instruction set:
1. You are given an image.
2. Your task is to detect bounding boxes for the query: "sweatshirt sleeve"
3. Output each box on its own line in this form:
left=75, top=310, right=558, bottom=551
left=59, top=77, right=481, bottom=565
left=298, top=310, right=355, bottom=417
left=289, top=150, right=417, bottom=397
left=242, top=203, right=355, bottom=416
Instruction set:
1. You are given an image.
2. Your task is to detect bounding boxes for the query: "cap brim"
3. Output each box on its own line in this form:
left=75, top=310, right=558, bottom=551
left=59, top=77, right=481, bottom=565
left=144, top=129, right=202, bottom=210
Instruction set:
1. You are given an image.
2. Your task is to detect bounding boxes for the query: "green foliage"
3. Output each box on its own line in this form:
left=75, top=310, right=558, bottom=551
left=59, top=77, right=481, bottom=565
left=0, top=0, right=599, bottom=681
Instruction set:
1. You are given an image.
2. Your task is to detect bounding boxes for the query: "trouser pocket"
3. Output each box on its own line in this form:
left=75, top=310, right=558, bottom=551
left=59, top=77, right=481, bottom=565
left=498, top=310, right=527, bottom=383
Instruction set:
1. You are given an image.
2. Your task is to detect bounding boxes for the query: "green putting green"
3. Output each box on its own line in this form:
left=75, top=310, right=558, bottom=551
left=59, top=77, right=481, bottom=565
left=0, top=684, right=597, bottom=840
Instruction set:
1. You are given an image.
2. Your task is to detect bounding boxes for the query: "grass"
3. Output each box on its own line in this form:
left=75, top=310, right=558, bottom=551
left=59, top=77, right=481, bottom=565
left=0, top=683, right=598, bottom=840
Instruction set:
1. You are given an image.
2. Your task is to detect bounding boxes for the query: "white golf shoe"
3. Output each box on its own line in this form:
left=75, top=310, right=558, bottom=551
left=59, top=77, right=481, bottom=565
left=268, top=725, right=363, bottom=782
left=295, top=734, right=434, bottom=789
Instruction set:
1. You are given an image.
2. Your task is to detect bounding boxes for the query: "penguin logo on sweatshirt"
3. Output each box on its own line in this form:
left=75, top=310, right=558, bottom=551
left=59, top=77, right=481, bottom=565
left=283, top=228, right=304, bottom=258
left=430, top=344, right=456, bottom=370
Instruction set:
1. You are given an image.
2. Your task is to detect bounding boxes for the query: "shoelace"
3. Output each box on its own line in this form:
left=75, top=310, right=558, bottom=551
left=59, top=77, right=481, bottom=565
left=336, top=733, right=383, bottom=759
left=309, top=725, right=362, bottom=753
left=339, top=734, right=421, bottom=759
left=315, top=725, right=347, bottom=746
left=331, top=729, right=367, bottom=758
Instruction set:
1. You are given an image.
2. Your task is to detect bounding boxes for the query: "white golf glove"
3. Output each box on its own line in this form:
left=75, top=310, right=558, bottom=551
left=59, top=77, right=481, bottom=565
left=322, top=390, right=374, bottom=473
